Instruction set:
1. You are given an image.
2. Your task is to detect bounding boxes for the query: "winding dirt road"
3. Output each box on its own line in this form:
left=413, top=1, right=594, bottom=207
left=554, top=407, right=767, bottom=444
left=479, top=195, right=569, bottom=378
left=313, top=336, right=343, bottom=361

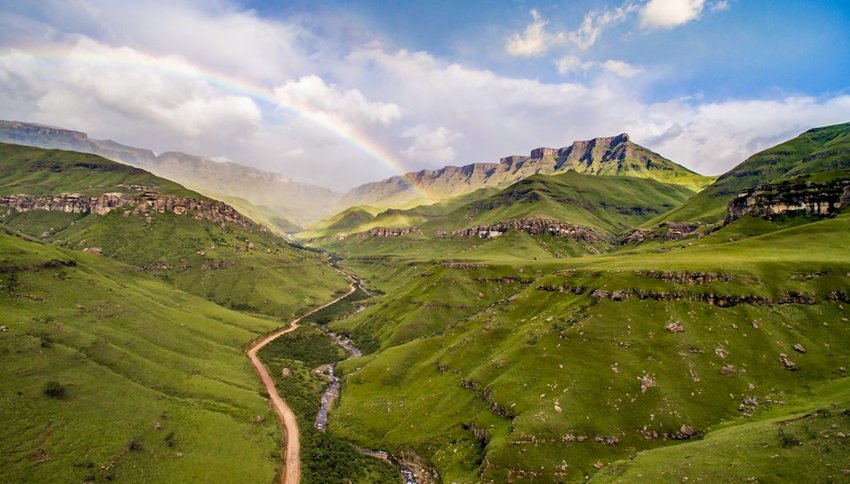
left=247, top=271, right=356, bottom=484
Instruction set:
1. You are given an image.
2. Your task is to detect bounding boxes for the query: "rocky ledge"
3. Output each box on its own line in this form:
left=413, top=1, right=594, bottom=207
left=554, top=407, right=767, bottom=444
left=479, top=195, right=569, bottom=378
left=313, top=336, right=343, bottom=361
left=727, top=179, right=850, bottom=222
left=620, top=222, right=698, bottom=244
left=0, top=191, right=266, bottom=232
left=451, top=217, right=608, bottom=242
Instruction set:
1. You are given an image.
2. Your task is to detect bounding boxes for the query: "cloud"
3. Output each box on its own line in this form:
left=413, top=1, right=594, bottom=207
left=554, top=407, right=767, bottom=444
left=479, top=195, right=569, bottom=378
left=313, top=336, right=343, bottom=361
left=712, top=0, right=730, bottom=12
left=601, top=60, right=642, bottom=78
left=556, top=57, right=641, bottom=78
left=505, top=10, right=550, bottom=57
left=0, top=0, right=846, bottom=193
left=402, top=125, right=464, bottom=164
left=506, top=4, right=637, bottom=57
left=640, top=0, right=705, bottom=29
left=273, top=75, right=401, bottom=130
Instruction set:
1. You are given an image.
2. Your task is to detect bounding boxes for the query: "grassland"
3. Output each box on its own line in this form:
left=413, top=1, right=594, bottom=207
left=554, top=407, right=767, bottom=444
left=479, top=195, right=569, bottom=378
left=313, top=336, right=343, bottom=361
left=322, top=211, right=850, bottom=482
left=0, top=232, right=284, bottom=482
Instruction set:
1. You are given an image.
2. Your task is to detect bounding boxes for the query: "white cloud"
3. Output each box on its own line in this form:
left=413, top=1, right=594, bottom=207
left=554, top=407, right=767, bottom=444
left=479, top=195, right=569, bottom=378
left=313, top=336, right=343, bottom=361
left=402, top=125, right=464, bottom=164
left=712, top=1, right=730, bottom=12
left=506, top=4, right=638, bottom=57
left=556, top=57, right=641, bottom=78
left=640, top=0, right=705, bottom=29
left=505, top=9, right=551, bottom=57
left=273, top=75, right=401, bottom=130
left=601, top=60, right=642, bottom=78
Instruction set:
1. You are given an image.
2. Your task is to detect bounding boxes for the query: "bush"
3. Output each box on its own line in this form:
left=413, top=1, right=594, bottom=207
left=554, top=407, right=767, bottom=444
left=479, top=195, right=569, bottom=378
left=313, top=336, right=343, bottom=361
left=43, top=381, right=66, bottom=399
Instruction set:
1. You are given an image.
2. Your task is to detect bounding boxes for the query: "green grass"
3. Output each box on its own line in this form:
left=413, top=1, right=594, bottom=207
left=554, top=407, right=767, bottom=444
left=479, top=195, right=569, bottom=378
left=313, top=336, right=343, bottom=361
left=324, top=211, right=850, bottom=482
left=0, top=232, right=284, bottom=483
left=653, top=122, right=850, bottom=225
left=0, top=142, right=349, bottom=319
left=0, top=142, right=194, bottom=197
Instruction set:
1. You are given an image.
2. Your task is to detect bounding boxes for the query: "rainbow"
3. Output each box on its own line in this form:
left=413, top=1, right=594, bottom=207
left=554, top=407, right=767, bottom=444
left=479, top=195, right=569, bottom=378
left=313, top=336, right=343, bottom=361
left=1, top=41, right=434, bottom=201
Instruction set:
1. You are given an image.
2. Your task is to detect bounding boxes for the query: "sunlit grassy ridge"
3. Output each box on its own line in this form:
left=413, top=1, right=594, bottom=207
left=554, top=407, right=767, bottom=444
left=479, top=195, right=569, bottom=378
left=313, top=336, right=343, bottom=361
left=653, top=122, right=850, bottom=225
left=0, top=142, right=348, bottom=319
left=0, top=233, right=282, bottom=482
left=326, top=213, right=850, bottom=481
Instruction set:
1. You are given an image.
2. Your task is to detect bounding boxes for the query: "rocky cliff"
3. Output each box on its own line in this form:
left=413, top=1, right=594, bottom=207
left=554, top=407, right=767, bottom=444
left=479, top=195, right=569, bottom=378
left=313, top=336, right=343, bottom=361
left=0, top=190, right=267, bottom=232
left=726, top=179, right=850, bottom=222
left=450, top=217, right=608, bottom=242
left=0, top=120, right=340, bottom=226
left=344, top=133, right=711, bottom=208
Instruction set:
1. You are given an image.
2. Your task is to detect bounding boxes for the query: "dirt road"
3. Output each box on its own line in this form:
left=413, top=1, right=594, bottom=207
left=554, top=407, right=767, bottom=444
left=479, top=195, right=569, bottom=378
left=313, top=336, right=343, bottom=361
left=247, top=273, right=356, bottom=484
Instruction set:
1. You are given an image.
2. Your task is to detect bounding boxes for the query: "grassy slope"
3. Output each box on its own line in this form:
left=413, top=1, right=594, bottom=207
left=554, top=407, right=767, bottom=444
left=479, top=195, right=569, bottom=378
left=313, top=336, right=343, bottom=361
left=0, top=143, right=194, bottom=197
left=0, top=142, right=348, bottom=319
left=0, top=232, right=283, bottom=483
left=211, top=192, right=302, bottom=234
left=326, top=212, right=850, bottom=482
left=653, top=122, right=850, bottom=225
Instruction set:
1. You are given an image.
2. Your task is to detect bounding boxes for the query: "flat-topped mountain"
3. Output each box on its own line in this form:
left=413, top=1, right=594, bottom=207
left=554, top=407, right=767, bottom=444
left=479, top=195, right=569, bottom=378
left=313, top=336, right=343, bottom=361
left=343, top=133, right=713, bottom=208
left=0, top=120, right=341, bottom=228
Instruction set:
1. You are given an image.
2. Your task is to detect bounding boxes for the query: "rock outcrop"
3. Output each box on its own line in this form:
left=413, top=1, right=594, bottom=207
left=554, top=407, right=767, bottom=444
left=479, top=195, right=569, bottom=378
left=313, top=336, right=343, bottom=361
left=452, top=217, right=608, bottom=242
left=620, top=222, right=699, bottom=244
left=726, top=179, right=850, bottom=222
left=364, top=226, right=422, bottom=238
left=0, top=191, right=266, bottom=232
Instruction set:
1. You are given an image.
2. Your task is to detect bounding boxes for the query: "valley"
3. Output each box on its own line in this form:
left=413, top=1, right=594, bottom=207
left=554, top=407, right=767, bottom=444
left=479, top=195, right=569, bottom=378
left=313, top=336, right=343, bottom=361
left=1, top=123, right=849, bottom=483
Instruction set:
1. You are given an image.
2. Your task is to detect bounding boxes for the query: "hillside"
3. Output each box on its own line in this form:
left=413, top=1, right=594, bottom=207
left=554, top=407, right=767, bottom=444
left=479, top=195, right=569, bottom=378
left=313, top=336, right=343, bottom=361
left=0, top=120, right=341, bottom=227
left=0, top=142, right=348, bottom=319
left=344, top=133, right=713, bottom=209
left=322, top=210, right=850, bottom=482
left=655, top=122, right=850, bottom=225
left=0, top=232, right=283, bottom=482
left=310, top=171, right=697, bottom=261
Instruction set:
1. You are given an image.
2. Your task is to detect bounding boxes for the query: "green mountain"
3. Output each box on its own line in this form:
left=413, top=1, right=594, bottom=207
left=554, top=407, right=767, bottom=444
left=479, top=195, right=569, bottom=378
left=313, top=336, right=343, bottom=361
left=655, top=122, right=850, bottom=225
left=0, top=120, right=341, bottom=227
left=343, top=133, right=714, bottom=209
left=308, top=171, right=697, bottom=262
left=0, top=231, right=285, bottom=482
left=0, top=142, right=347, bottom=319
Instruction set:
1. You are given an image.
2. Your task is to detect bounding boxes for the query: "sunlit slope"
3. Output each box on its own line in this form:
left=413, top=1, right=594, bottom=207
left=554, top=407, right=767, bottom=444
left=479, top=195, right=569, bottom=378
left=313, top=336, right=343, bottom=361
left=0, top=142, right=347, bottom=318
left=0, top=232, right=282, bottom=483
left=328, top=212, right=850, bottom=482
left=313, top=172, right=696, bottom=261
left=654, top=122, right=850, bottom=225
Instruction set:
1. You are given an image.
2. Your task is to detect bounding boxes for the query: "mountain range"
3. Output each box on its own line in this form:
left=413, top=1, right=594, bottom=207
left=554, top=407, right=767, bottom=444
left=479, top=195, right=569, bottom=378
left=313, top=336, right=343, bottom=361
left=2, top=119, right=849, bottom=483
left=0, top=120, right=714, bottom=230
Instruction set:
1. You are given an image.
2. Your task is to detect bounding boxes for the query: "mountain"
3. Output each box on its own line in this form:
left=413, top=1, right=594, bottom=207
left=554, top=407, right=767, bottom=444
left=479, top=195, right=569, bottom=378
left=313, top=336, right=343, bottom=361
left=654, top=122, right=850, bottom=225
left=312, top=125, right=850, bottom=482
left=306, top=171, right=698, bottom=263
left=0, top=120, right=341, bottom=228
left=344, top=133, right=714, bottom=209
left=0, top=142, right=347, bottom=319
left=0, top=230, right=286, bottom=482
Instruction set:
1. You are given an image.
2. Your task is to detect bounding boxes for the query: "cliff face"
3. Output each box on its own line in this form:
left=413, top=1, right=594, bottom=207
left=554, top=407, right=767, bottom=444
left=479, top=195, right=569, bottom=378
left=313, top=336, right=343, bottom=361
left=450, top=217, right=608, bottom=242
left=0, top=191, right=267, bottom=232
left=726, top=179, right=850, bottom=222
left=344, top=133, right=710, bottom=208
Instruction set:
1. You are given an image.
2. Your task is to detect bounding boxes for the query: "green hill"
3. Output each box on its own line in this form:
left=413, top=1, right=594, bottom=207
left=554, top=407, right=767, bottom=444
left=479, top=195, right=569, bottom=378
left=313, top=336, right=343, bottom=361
left=312, top=171, right=696, bottom=261
left=0, top=142, right=347, bottom=319
left=323, top=211, right=850, bottom=482
left=655, top=122, right=850, bottom=225
left=0, top=232, right=283, bottom=482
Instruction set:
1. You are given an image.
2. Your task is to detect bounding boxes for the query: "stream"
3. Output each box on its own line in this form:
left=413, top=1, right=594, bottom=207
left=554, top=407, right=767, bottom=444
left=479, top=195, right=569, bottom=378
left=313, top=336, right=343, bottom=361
left=312, top=284, right=418, bottom=484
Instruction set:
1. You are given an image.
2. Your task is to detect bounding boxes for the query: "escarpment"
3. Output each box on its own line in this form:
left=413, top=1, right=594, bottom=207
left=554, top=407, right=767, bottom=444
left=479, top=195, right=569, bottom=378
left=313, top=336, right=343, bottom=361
left=726, top=179, right=850, bottom=222
left=0, top=190, right=267, bottom=232
left=450, top=217, right=609, bottom=242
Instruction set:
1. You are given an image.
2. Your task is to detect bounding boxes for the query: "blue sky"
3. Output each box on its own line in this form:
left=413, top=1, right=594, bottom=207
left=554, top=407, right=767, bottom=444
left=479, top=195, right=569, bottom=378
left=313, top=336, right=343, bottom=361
left=0, top=0, right=848, bottom=189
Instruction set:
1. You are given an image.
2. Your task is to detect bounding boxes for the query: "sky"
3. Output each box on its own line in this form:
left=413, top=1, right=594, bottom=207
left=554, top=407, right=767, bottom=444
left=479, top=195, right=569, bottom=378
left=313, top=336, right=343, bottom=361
left=0, top=0, right=848, bottom=191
